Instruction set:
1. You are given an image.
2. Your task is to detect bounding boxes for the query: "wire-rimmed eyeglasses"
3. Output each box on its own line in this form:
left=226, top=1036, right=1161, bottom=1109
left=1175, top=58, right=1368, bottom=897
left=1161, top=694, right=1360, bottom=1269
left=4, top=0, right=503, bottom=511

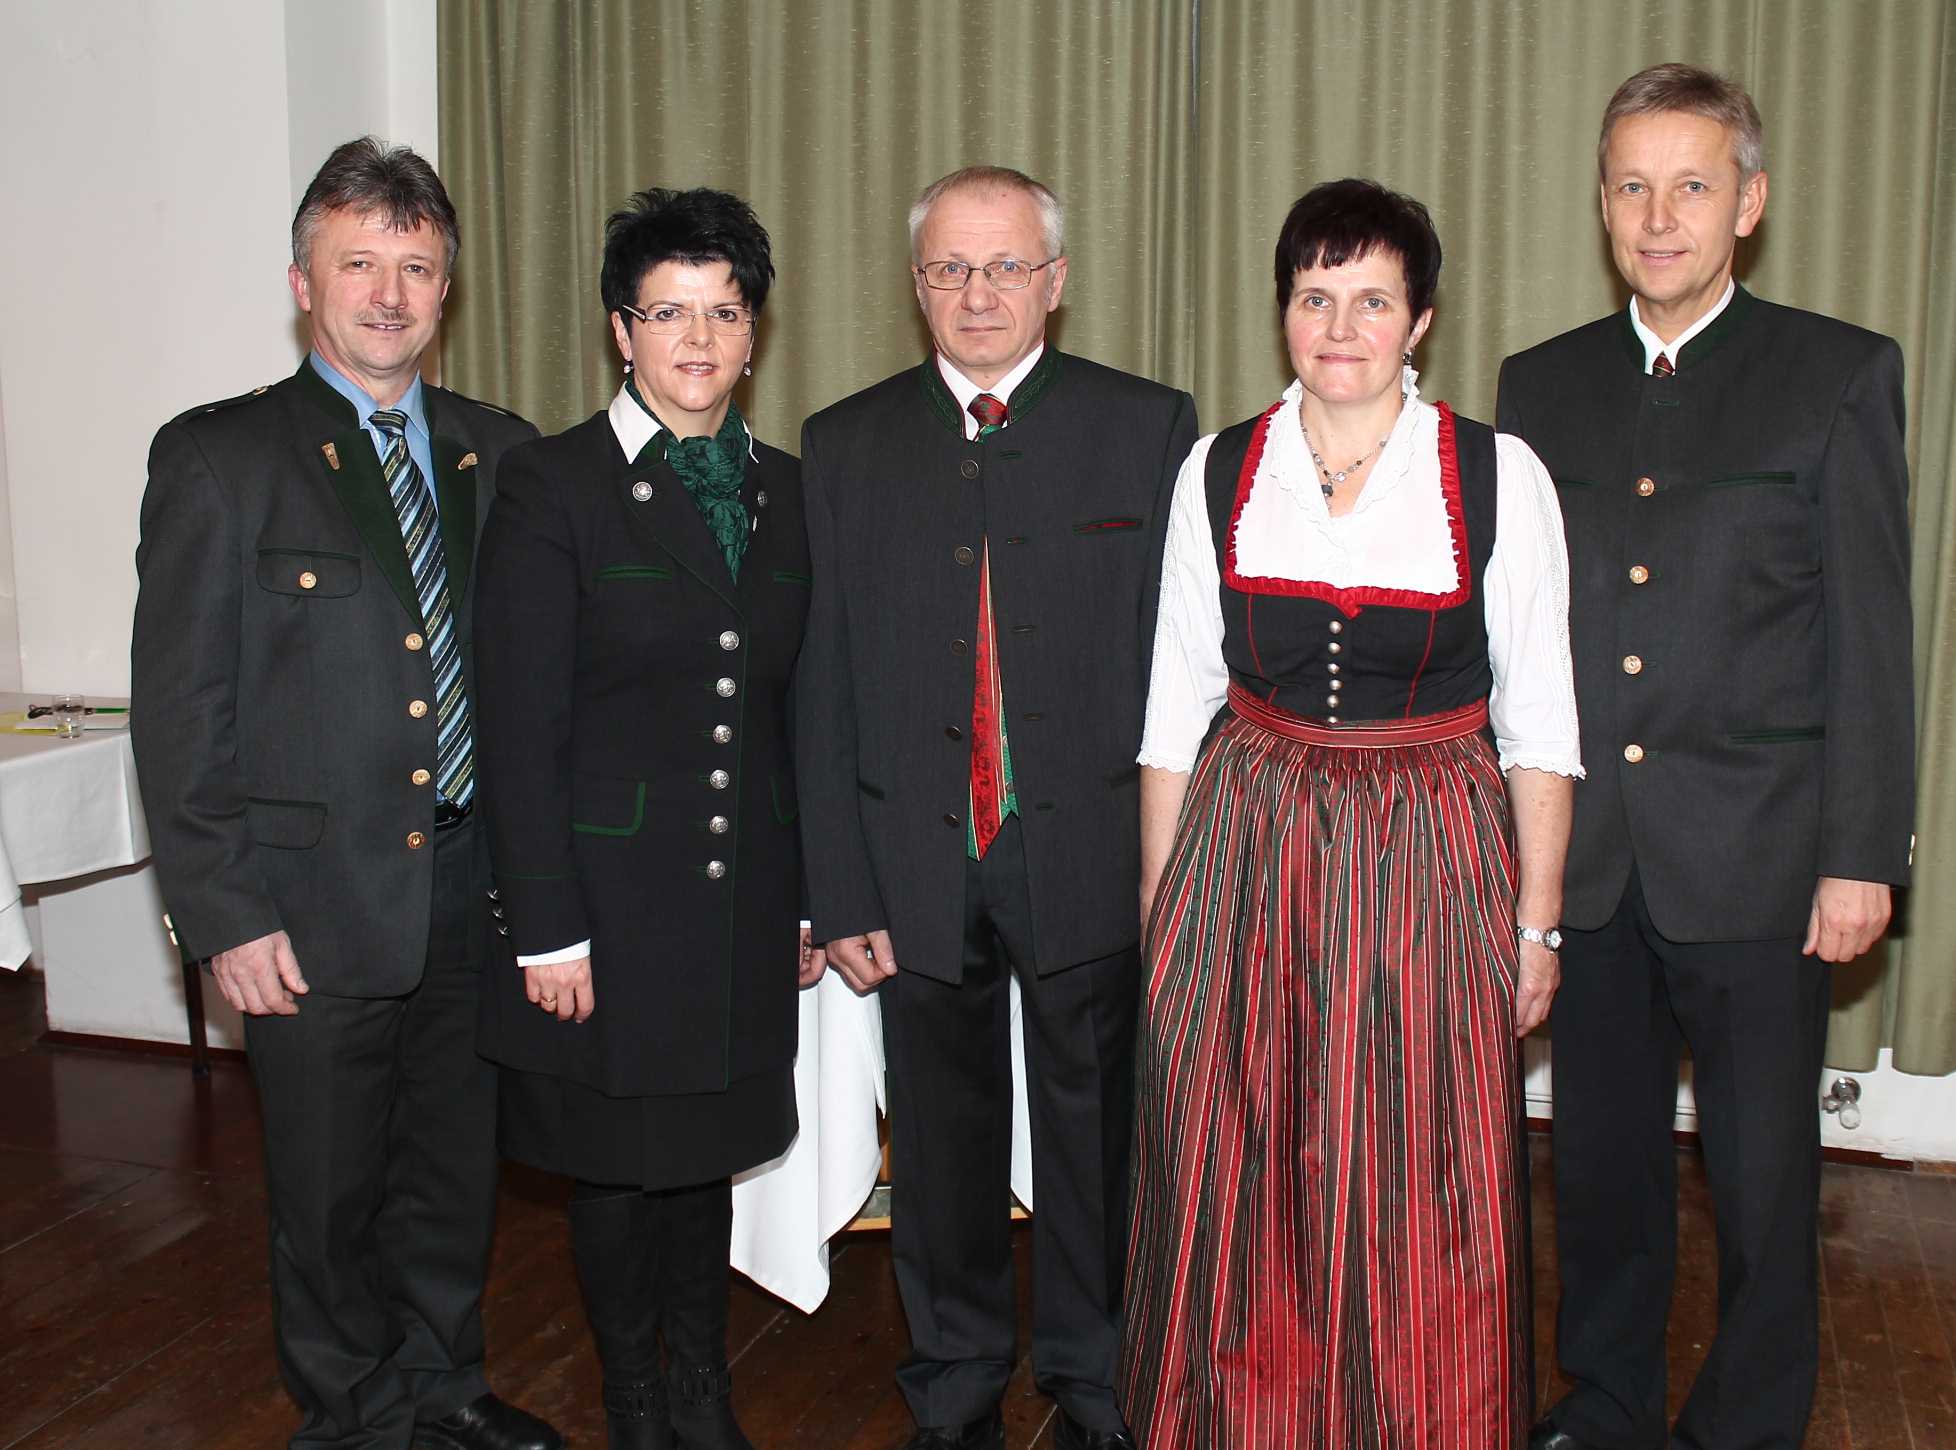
left=618, top=302, right=755, bottom=336
left=913, top=258, right=1059, bottom=291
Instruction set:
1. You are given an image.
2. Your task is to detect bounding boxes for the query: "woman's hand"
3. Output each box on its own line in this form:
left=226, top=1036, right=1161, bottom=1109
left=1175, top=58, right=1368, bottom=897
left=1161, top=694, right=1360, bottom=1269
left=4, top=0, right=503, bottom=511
left=798, top=925, right=827, bottom=988
left=526, top=955, right=594, bottom=1023
left=1513, top=940, right=1559, bottom=1037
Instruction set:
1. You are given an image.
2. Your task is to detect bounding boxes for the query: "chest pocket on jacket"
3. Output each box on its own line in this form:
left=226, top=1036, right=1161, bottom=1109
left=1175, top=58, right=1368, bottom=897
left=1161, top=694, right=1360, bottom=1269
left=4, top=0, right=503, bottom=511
left=257, top=549, right=361, bottom=598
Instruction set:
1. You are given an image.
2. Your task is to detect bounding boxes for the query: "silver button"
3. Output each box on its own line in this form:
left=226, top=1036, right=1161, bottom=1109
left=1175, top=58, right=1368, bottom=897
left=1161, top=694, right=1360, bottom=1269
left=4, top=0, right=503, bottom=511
left=756, top=489, right=768, bottom=507
left=712, top=724, right=733, bottom=744
left=708, top=815, right=729, bottom=834
left=709, top=769, right=730, bottom=789
left=1327, top=662, right=1341, bottom=675
left=705, top=860, right=727, bottom=880
left=1328, top=620, right=1344, bottom=634
left=1326, top=715, right=1340, bottom=725
left=719, top=630, right=740, bottom=651
left=715, top=677, right=736, bottom=697
left=632, top=480, right=654, bottom=502
left=1327, top=695, right=1341, bottom=708
left=1328, top=641, right=1342, bottom=654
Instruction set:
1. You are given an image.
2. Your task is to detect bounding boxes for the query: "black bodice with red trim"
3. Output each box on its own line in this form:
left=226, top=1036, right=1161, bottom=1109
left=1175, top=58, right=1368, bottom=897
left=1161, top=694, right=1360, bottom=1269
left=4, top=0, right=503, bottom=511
left=1203, top=402, right=1499, bottom=724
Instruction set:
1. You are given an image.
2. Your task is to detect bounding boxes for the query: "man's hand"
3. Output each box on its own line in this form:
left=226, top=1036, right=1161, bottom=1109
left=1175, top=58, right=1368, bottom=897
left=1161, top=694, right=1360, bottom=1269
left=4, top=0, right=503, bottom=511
left=798, top=925, right=827, bottom=988
left=1513, top=939, right=1560, bottom=1037
left=211, top=929, right=308, bottom=1016
left=526, top=955, right=595, bottom=1022
left=1804, top=877, right=1893, bottom=963
left=825, top=928, right=897, bottom=993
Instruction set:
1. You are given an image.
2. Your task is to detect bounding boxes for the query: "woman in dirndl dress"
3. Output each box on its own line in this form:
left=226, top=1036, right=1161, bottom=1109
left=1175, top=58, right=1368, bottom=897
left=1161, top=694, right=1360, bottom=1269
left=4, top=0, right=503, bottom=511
left=1117, top=179, right=1583, bottom=1448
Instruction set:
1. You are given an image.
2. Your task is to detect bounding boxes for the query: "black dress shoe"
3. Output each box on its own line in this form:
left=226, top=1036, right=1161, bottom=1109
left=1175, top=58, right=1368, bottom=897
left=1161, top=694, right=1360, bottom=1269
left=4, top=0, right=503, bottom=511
left=1053, top=1410, right=1138, bottom=1450
left=898, top=1408, right=1005, bottom=1449
left=1528, top=1422, right=1598, bottom=1450
left=416, top=1392, right=566, bottom=1450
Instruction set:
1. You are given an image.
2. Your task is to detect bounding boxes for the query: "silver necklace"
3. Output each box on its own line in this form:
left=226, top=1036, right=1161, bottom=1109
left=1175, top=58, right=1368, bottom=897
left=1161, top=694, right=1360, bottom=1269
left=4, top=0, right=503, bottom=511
left=1303, top=391, right=1406, bottom=499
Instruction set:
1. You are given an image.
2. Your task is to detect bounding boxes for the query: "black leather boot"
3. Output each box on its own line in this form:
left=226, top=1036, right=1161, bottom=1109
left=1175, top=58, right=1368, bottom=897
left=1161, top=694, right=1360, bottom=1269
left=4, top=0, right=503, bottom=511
left=570, top=1182, right=674, bottom=1450
left=655, top=1180, right=752, bottom=1450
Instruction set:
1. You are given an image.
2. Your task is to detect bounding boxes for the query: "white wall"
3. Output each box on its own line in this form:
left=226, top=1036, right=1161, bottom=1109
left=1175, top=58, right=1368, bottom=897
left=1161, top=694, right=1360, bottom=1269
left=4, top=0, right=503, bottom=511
left=0, top=0, right=438, bottom=699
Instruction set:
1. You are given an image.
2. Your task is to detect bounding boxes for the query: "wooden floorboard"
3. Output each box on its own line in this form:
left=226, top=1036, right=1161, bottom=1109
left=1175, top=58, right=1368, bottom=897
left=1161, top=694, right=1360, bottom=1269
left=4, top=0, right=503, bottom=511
left=4, top=965, right=1955, bottom=1448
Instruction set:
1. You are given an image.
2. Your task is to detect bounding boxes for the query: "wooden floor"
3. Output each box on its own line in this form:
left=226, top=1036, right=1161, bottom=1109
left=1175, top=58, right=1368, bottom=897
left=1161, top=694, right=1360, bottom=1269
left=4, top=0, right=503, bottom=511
left=0, top=968, right=1951, bottom=1448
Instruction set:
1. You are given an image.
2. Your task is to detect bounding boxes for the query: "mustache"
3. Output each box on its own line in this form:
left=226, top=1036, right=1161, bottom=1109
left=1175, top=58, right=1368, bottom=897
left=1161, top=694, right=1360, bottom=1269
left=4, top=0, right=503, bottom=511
left=356, top=309, right=415, bottom=325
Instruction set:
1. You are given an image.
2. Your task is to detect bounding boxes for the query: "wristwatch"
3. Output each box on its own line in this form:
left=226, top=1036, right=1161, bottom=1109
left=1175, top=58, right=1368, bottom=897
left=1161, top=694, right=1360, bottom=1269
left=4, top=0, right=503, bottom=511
left=1518, top=925, right=1563, bottom=951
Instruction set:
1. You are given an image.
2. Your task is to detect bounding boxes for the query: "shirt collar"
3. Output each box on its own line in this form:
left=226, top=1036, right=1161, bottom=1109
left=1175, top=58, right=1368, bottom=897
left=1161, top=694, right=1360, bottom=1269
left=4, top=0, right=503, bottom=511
left=607, top=382, right=757, bottom=464
left=935, top=343, right=1046, bottom=421
left=1628, top=279, right=1735, bottom=374
left=308, top=350, right=429, bottom=440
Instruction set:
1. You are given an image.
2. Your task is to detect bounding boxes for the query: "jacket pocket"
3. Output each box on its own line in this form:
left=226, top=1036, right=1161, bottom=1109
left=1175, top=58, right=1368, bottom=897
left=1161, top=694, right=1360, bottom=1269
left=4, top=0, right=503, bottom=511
left=256, top=549, right=361, bottom=598
left=1552, top=477, right=1595, bottom=489
left=594, top=564, right=673, bottom=583
left=1727, top=725, right=1825, bottom=745
left=571, top=777, right=647, bottom=837
left=772, top=569, right=812, bottom=586
left=247, top=796, right=327, bottom=849
left=1072, top=516, right=1145, bottom=535
left=857, top=778, right=886, bottom=801
left=1705, top=471, right=1797, bottom=489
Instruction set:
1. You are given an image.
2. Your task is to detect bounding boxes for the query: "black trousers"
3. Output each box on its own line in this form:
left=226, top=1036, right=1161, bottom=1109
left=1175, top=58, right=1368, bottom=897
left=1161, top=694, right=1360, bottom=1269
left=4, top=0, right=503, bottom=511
left=243, top=821, right=498, bottom=1450
left=881, top=816, right=1139, bottom=1432
left=1547, top=870, right=1830, bottom=1450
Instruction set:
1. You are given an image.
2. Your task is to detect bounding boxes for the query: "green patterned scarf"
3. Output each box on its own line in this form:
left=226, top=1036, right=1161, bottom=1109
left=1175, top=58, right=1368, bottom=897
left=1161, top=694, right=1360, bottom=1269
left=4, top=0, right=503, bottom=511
left=628, top=384, right=752, bottom=581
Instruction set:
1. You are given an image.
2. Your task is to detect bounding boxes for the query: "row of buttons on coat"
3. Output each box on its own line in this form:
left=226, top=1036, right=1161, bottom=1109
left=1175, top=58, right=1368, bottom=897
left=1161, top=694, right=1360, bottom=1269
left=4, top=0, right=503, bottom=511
left=704, top=630, right=742, bottom=878
left=1619, top=476, right=1659, bottom=764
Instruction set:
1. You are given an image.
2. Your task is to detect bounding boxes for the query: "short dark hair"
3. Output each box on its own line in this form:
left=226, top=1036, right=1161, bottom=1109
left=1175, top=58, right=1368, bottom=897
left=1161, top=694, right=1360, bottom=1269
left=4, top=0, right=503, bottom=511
left=1600, top=63, right=1764, bottom=179
left=292, top=137, right=460, bottom=274
left=600, top=188, right=775, bottom=317
left=1273, top=178, right=1442, bottom=319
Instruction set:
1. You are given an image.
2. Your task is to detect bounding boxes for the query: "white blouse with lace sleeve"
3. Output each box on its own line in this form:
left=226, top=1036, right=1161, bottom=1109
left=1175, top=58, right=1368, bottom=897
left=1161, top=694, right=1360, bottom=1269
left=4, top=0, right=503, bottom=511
left=1137, top=376, right=1583, bottom=780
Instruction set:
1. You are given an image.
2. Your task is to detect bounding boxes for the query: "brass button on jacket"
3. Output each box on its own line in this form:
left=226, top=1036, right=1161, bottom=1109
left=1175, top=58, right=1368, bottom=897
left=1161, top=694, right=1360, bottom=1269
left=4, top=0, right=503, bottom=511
left=407, top=831, right=427, bottom=849
left=1628, top=565, right=1650, bottom=585
left=298, top=571, right=317, bottom=590
left=411, top=768, right=431, bottom=786
left=408, top=699, right=428, bottom=719
left=1623, top=743, right=1646, bottom=764
left=405, top=633, right=424, bottom=651
left=1636, top=476, right=1657, bottom=497
left=1622, top=654, right=1645, bottom=675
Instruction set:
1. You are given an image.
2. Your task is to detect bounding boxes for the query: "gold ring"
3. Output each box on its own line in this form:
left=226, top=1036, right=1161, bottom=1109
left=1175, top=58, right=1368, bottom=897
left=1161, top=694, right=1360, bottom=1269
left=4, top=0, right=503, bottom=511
left=540, top=995, right=559, bottom=1008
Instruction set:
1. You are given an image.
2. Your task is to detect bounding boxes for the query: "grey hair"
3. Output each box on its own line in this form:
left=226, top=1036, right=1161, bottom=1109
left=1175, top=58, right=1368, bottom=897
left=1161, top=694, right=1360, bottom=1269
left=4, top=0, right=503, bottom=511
left=292, top=137, right=461, bottom=274
left=1599, top=63, right=1765, bottom=180
left=908, top=165, right=1065, bottom=262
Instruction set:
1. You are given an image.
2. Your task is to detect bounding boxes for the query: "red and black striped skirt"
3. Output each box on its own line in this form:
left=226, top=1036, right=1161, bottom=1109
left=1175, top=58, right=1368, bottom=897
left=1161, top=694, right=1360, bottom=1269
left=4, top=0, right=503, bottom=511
left=1118, top=686, right=1530, bottom=1448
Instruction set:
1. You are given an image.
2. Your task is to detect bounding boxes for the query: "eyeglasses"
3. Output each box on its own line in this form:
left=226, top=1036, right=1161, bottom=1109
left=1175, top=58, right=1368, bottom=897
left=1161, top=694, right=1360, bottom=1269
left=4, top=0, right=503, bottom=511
left=618, top=302, right=755, bottom=336
left=913, top=258, right=1058, bottom=291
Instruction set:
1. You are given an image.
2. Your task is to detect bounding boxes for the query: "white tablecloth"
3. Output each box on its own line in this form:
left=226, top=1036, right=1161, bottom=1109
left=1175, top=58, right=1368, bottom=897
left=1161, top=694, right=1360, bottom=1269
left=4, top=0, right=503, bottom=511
left=729, top=971, right=1035, bottom=1312
left=0, top=696, right=149, bottom=970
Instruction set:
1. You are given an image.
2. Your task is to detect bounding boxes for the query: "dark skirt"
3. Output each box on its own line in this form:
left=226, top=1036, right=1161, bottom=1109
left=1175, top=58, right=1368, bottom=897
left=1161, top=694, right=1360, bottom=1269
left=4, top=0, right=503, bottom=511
left=499, top=1060, right=796, bottom=1190
left=1118, top=690, right=1531, bottom=1448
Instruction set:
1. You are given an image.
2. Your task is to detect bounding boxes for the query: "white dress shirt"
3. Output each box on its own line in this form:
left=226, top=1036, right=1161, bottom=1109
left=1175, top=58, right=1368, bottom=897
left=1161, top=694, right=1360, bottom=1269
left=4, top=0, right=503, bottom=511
left=1630, top=279, right=1734, bottom=374
left=1139, top=373, right=1584, bottom=779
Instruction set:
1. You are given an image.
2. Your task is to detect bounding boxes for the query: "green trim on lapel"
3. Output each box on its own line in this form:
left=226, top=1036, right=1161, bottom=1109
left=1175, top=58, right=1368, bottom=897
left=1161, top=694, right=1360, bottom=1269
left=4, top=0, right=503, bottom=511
left=1675, top=284, right=1754, bottom=372
left=431, top=434, right=476, bottom=603
left=916, top=348, right=1066, bottom=434
left=919, top=359, right=965, bottom=435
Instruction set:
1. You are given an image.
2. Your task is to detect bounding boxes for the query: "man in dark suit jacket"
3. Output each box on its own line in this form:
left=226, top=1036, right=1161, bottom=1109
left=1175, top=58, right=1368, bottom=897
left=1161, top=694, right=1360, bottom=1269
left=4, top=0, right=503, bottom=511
left=797, top=166, right=1196, bottom=1450
left=1497, top=66, right=1914, bottom=1450
left=131, top=140, right=558, bottom=1450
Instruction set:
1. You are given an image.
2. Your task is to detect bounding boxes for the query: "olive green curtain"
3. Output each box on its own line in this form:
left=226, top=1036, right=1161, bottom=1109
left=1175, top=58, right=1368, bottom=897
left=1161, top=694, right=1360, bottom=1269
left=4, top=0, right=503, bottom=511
left=439, top=0, right=1956, bottom=1073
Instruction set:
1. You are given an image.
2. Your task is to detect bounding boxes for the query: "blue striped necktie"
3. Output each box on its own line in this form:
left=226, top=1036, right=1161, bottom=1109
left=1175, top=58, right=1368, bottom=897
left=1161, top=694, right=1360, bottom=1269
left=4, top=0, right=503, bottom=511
left=370, top=409, right=473, bottom=808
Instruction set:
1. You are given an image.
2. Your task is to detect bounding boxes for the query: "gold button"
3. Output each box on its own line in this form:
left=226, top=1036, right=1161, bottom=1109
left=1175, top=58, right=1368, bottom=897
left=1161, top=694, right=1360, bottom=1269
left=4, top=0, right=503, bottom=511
left=407, top=831, right=427, bottom=848
left=1628, top=565, right=1650, bottom=585
left=1622, top=654, right=1644, bottom=675
left=1623, top=743, right=1645, bottom=764
left=412, top=768, right=431, bottom=786
left=405, top=633, right=425, bottom=651
left=408, top=699, right=428, bottom=719
left=298, top=571, right=318, bottom=590
left=1636, top=477, right=1656, bottom=497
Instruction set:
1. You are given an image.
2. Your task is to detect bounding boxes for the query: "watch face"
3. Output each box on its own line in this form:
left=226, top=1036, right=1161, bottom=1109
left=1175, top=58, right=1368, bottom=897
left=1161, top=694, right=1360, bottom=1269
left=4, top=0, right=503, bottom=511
left=1545, top=929, right=1563, bottom=950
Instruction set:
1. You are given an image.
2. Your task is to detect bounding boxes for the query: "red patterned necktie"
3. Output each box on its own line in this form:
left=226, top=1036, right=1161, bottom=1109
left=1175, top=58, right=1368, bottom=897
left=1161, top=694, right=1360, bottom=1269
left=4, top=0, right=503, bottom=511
left=968, top=393, right=1010, bottom=858
left=1652, top=351, right=1675, bottom=378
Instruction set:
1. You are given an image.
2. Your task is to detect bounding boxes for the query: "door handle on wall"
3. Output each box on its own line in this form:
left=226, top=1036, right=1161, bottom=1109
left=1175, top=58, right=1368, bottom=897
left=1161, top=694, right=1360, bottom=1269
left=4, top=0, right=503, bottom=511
left=1821, top=1076, right=1862, bottom=1131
